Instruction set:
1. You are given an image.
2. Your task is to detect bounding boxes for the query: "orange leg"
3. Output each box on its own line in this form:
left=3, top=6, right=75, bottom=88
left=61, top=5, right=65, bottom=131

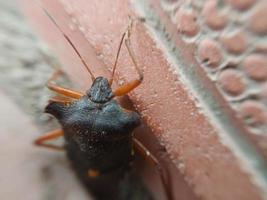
left=47, top=70, right=84, bottom=99
left=34, top=129, right=64, bottom=151
left=49, top=95, right=74, bottom=104
left=113, top=21, right=143, bottom=97
left=133, top=137, right=173, bottom=200
left=113, top=79, right=142, bottom=96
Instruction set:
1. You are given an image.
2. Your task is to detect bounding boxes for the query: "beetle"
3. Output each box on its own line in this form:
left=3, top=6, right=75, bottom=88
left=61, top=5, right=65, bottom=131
left=34, top=4, right=172, bottom=200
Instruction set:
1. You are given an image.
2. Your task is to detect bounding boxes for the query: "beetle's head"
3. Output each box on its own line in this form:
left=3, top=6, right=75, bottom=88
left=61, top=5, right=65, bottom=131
left=86, top=77, right=113, bottom=103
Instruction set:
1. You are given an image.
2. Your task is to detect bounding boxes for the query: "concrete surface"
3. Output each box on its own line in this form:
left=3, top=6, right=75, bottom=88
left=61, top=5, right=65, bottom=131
left=0, top=1, right=91, bottom=199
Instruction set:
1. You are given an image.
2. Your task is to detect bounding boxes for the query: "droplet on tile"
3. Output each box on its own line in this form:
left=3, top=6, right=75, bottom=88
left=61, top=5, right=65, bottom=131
left=243, top=54, right=267, bottom=81
left=218, top=69, right=246, bottom=96
left=224, top=0, right=255, bottom=11
left=202, top=0, right=228, bottom=30
left=239, top=100, right=267, bottom=127
left=198, top=39, right=222, bottom=68
left=220, top=31, right=248, bottom=55
left=174, top=8, right=199, bottom=37
left=249, top=3, right=267, bottom=35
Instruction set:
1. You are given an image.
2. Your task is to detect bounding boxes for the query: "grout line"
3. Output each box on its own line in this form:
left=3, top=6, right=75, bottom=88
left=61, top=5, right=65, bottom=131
left=132, top=0, right=267, bottom=199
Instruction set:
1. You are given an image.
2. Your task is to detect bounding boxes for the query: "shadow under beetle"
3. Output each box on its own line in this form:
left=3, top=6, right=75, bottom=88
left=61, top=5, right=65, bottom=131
left=34, top=4, right=172, bottom=200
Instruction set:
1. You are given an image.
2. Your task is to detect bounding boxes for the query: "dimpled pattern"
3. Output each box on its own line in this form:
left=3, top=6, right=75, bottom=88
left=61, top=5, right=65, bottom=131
left=161, top=0, right=267, bottom=134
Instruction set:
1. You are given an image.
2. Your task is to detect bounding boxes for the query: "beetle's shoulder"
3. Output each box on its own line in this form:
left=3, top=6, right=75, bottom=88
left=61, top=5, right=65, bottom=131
left=45, top=96, right=140, bottom=128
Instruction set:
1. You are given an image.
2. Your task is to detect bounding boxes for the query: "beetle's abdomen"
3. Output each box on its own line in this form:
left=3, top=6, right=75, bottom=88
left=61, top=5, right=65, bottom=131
left=64, top=132, right=132, bottom=199
left=64, top=128, right=133, bottom=172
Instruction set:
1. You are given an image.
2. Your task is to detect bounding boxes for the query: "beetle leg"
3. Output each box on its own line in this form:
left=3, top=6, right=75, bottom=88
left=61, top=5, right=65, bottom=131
left=113, top=22, right=143, bottom=97
left=47, top=69, right=84, bottom=99
left=34, top=129, right=64, bottom=151
left=133, top=137, right=173, bottom=200
left=113, top=79, right=142, bottom=96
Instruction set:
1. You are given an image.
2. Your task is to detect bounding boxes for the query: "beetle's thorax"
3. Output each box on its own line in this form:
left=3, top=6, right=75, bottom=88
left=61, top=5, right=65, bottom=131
left=86, top=76, right=113, bottom=103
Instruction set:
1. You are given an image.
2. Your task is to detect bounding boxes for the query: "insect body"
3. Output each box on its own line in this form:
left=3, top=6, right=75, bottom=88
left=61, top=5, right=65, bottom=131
left=44, top=76, right=153, bottom=200
left=35, top=4, right=171, bottom=200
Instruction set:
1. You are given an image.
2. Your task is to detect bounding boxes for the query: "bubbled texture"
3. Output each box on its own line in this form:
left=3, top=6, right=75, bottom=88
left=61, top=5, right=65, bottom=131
left=162, top=0, right=267, bottom=134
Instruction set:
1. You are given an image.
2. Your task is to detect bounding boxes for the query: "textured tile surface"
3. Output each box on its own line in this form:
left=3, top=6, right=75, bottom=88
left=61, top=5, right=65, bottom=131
left=161, top=0, right=267, bottom=136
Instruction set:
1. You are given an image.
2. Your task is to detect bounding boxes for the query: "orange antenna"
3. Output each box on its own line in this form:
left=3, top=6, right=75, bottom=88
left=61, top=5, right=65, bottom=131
left=39, top=2, right=95, bottom=81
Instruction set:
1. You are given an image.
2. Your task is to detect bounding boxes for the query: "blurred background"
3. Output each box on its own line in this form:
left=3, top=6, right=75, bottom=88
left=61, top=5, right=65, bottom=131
left=0, top=0, right=91, bottom=199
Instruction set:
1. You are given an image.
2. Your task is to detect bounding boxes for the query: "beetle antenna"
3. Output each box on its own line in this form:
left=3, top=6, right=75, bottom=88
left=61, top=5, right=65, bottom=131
left=109, top=32, right=126, bottom=85
left=38, top=2, right=95, bottom=81
left=109, top=19, right=133, bottom=86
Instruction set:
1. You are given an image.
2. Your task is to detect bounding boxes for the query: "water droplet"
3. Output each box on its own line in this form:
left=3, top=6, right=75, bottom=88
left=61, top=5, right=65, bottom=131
left=178, top=162, right=186, bottom=174
left=69, top=23, right=75, bottom=31
left=78, top=25, right=86, bottom=33
left=71, top=17, right=78, bottom=25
